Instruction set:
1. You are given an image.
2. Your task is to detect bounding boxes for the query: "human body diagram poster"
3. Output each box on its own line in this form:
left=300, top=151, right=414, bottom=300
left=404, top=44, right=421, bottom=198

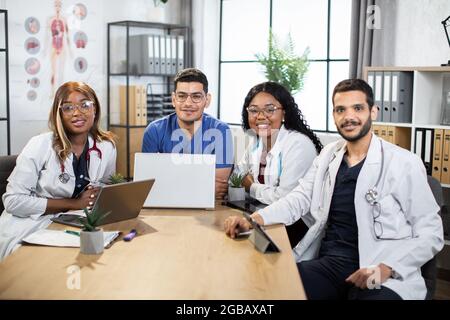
left=7, top=0, right=103, bottom=120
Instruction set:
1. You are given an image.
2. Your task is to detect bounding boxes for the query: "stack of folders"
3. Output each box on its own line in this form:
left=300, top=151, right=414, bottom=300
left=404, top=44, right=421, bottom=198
left=119, top=85, right=148, bottom=126
left=420, top=128, right=450, bottom=184
left=372, top=125, right=411, bottom=150
left=128, top=34, right=185, bottom=75
left=367, top=71, right=413, bottom=123
left=413, top=128, right=450, bottom=180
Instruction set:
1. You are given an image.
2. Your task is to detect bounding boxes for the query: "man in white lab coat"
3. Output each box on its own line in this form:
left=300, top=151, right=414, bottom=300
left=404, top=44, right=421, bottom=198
left=224, top=79, right=444, bottom=300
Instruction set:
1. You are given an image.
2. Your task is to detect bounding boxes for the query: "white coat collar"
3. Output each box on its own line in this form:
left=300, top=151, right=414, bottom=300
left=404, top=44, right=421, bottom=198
left=332, top=133, right=382, bottom=165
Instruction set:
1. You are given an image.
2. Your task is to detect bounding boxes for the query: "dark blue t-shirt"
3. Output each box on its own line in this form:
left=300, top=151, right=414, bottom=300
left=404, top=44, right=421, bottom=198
left=141, top=113, right=234, bottom=168
left=71, top=140, right=90, bottom=198
left=319, top=157, right=366, bottom=260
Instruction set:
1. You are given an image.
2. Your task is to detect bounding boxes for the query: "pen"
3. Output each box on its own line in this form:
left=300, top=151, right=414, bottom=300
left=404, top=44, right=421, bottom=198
left=64, top=230, right=80, bottom=236
left=123, top=229, right=137, bottom=241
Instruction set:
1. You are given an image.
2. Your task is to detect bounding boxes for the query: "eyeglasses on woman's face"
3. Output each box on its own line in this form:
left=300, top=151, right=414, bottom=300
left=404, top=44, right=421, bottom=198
left=246, top=104, right=283, bottom=118
left=60, top=100, right=94, bottom=116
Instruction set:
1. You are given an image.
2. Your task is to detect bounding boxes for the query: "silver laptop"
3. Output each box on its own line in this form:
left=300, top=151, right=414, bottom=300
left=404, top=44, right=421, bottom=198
left=133, top=153, right=215, bottom=209
left=51, top=179, right=155, bottom=227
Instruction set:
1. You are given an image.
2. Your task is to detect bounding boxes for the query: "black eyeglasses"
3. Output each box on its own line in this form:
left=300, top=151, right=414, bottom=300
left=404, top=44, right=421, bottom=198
left=372, top=202, right=384, bottom=239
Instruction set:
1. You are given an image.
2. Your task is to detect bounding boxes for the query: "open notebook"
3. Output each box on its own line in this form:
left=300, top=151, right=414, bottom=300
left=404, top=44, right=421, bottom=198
left=22, top=229, right=120, bottom=248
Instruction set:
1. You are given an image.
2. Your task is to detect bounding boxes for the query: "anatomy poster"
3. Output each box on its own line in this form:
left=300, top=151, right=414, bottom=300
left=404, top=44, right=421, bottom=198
left=7, top=0, right=103, bottom=120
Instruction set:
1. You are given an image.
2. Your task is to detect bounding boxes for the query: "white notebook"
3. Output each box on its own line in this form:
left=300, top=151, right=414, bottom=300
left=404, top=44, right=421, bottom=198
left=22, top=229, right=120, bottom=248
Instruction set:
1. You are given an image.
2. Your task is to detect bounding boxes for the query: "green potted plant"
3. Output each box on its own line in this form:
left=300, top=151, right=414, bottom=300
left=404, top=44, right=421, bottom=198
left=108, top=172, right=126, bottom=184
left=79, top=208, right=111, bottom=255
left=228, top=172, right=246, bottom=201
left=256, top=30, right=310, bottom=94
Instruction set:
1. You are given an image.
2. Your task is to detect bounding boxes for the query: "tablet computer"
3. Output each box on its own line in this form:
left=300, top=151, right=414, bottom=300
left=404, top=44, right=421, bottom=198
left=242, top=211, right=281, bottom=253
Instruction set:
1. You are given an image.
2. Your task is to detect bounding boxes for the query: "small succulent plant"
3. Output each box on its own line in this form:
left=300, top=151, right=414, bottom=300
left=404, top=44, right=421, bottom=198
left=108, top=173, right=126, bottom=184
left=229, top=172, right=246, bottom=188
left=79, top=208, right=111, bottom=232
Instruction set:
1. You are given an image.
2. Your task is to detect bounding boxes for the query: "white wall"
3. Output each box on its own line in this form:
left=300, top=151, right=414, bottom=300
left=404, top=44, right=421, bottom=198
left=373, top=0, right=450, bottom=67
left=393, top=0, right=450, bottom=66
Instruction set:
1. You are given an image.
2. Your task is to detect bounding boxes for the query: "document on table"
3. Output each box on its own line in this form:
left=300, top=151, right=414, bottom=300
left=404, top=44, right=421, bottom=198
left=22, top=229, right=120, bottom=248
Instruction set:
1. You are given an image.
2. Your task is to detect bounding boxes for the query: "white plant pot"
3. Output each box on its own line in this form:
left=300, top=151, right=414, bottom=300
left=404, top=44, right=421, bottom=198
left=80, top=229, right=104, bottom=255
left=228, top=187, right=245, bottom=201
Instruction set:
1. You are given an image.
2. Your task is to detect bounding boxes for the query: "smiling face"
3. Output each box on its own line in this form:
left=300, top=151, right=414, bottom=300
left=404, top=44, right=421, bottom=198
left=333, top=90, right=377, bottom=142
left=172, top=81, right=211, bottom=126
left=60, top=91, right=96, bottom=136
left=247, top=92, right=285, bottom=138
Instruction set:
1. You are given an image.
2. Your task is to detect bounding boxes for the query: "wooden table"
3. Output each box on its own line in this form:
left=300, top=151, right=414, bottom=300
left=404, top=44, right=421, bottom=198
left=0, top=206, right=305, bottom=299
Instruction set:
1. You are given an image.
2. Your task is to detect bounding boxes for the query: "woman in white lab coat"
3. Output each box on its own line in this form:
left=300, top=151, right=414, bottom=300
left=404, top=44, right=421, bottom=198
left=0, top=81, right=116, bottom=260
left=234, top=82, right=322, bottom=205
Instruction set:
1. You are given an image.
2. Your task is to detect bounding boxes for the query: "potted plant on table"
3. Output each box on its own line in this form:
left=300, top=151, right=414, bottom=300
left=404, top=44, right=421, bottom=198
left=228, top=172, right=246, bottom=201
left=108, top=172, right=126, bottom=184
left=79, top=208, right=111, bottom=255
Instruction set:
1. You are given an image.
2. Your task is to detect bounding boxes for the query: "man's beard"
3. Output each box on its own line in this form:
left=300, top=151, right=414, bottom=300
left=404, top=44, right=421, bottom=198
left=337, top=116, right=372, bottom=142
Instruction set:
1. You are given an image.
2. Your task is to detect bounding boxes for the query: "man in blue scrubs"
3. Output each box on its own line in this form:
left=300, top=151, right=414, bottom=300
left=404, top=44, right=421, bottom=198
left=142, top=68, right=234, bottom=199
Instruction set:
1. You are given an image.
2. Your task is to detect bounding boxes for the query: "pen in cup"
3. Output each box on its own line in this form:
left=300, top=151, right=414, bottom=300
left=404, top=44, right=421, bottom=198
left=64, top=230, right=80, bottom=237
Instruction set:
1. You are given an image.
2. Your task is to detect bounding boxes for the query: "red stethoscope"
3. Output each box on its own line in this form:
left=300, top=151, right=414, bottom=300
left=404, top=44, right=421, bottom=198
left=58, top=140, right=102, bottom=184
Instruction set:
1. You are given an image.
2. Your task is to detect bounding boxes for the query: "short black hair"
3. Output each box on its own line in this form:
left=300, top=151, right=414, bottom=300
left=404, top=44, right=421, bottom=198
left=332, top=79, right=374, bottom=109
left=174, top=68, right=209, bottom=93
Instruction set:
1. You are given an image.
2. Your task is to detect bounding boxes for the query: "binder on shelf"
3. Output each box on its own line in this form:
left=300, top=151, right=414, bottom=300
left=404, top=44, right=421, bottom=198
left=147, top=35, right=155, bottom=74
left=160, top=35, right=166, bottom=75
left=374, top=71, right=383, bottom=122
left=177, top=35, right=184, bottom=72
left=390, top=71, right=413, bottom=123
left=414, top=128, right=434, bottom=175
left=119, top=85, right=141, bottom=126
left=424, top=128, right=434, bottom=176
left=379, top=125, right=388, bottom=141
left=414, top=128, right=424, bottom=159
left=141, top=85, right=148, bottom=125
left=432, top=129, right=444, bottom=181
left=382, top=72, right=391, bottom=122
left=389, top=126, right=411, bottom=150
left=385, top=125, right=394, bottom=144
left=128, top=35, right=144, bottom=74
left=171, top=35, right=177, bottom=75
left=441, top=130, right=450, bottom=184
left=154, top=35, right=161, bottom=74
left=372, top=124, right=381, bottom=137
left=165, top=35, right=171, bottom=75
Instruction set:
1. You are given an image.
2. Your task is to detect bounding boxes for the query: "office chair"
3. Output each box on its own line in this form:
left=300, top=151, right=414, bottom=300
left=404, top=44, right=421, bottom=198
left=0, top=155, right=17, bottom=213
left=421, top=175, right=444, bottom=300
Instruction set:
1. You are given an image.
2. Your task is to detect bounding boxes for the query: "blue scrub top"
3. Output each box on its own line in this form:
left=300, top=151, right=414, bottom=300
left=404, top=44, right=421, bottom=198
left=142, top=113, right=234, bottom=169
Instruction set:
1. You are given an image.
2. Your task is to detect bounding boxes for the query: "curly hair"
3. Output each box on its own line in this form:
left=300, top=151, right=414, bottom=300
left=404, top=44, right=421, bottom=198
left=241, top=81, right=323, bottom=154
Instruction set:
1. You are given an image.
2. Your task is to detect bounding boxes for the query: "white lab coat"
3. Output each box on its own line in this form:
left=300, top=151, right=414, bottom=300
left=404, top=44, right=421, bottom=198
left=0, top=132, right=116, bottom=260
left=258, top=134, right=444, bottom=300
left=234, top=125, right=317, bottom=204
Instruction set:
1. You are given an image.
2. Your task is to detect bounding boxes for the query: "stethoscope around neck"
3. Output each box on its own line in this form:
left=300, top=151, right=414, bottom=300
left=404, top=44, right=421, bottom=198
left=365, top=139, right=384, bottom=205
left=319, top=139, right=385, bottom=210
left=58, top=139, right=102, bottom=184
